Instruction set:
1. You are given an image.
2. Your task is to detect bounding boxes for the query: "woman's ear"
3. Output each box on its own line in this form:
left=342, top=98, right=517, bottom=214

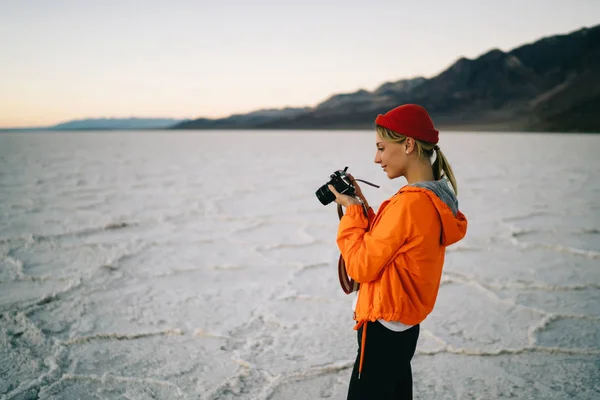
left=405, top=137, right=415, bottom=154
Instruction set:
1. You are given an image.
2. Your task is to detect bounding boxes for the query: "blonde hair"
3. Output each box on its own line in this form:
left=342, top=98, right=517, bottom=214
left=376, top=125, right=458, bottom=194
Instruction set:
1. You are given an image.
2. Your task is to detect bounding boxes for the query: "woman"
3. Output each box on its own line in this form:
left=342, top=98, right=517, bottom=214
left=328, top=104, right=468, bottom=399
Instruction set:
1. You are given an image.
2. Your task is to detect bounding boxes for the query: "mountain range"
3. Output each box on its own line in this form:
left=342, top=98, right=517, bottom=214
left=174, top=24, right=600, bottom=133
left=4, top=25, right=597, bottom=133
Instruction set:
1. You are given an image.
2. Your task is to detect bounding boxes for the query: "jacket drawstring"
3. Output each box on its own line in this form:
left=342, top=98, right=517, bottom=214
left=354, top=319, right=367, bottom=379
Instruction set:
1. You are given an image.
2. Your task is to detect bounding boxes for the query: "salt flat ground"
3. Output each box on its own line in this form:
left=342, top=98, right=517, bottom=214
left=1, top=131, right=599, bottom=399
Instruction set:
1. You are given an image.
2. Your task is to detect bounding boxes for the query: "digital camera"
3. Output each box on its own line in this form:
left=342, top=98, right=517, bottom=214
left=315, top=166, right=356, bottom=205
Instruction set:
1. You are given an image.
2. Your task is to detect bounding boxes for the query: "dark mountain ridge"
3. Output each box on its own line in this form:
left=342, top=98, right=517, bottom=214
left=175, top=24, right=600, bottom=132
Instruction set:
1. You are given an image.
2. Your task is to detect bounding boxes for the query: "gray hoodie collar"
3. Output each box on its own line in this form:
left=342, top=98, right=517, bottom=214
left=409, top=179, right=458, bottom=215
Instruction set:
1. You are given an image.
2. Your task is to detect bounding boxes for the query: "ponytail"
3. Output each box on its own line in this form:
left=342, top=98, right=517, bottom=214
left=432, top=146, right=458, bottom=195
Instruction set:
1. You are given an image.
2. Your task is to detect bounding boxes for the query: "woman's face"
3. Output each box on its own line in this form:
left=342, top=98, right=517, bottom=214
left=374, top=132, right=407, bottom=179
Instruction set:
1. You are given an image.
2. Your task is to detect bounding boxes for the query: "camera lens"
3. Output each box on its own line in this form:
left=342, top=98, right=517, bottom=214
left=315, top=183, right=336, bottom=205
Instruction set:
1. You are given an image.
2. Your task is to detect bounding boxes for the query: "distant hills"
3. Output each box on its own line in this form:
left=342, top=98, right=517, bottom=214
left=0, top=118, right=186, bottom=131
left=175, top=24, right=600, bottom=133
left=172, top=107, right=311, bottom=130
left=49, top=118, right=186, bottom=130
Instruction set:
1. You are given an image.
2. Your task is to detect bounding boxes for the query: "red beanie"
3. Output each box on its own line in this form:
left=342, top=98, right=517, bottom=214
left=375, top=104, right=439, bottom=144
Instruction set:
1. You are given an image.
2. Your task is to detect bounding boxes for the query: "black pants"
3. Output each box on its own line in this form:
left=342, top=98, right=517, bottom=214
left=347, top=321, right=420, bottom=400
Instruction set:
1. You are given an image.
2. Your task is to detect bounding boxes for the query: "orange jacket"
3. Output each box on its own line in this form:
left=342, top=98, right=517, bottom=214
left=337, top=185, right=468, bottom=326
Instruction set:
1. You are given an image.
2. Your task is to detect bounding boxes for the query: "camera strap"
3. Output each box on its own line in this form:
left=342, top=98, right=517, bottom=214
left=336, top=201, right=370, bottom=294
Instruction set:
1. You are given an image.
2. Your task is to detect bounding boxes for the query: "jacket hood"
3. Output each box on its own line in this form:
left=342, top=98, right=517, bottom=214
left=402, top=180, right=467, bottom=246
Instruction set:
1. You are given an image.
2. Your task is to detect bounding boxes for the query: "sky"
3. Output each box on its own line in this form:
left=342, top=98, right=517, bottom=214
left=1, top=0, right=599, bottom=128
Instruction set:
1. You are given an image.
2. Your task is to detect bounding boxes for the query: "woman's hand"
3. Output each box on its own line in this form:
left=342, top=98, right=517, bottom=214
left=328, top=184, right=362, bottom=207
left=347, top=173, right=370, bottom=209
